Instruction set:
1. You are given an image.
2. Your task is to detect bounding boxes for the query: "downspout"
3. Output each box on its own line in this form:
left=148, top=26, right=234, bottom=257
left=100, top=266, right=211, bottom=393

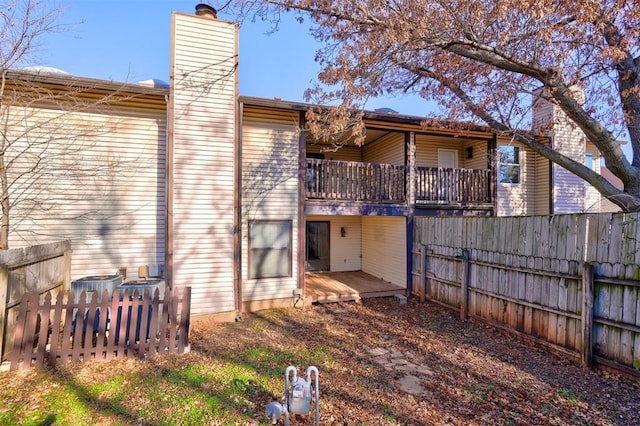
left=164, top=93, right=173, bottom=289
left=234, top=101, right=243, bottom=320
left=297, top=111, right=307, bottom=297
left=165, top=23, right=175, bottom=290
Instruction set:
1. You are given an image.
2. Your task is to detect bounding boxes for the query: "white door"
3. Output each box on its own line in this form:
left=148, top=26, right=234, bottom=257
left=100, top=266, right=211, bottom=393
left=437, top=149, right=458, bottom=201
left=438, top=149, right=458, bottom=169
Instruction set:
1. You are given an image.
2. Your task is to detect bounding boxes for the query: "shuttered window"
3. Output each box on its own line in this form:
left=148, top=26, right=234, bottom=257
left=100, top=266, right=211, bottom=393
left=249, top=220, right=292, bottom=279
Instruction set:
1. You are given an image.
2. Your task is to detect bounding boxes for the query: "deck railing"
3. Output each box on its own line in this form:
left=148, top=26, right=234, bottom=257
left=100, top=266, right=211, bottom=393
left=306, top=159, right=493, bottom=205
left=415, top=167, right=492, bottom=204
left=307, top=159, right=406, bottom=202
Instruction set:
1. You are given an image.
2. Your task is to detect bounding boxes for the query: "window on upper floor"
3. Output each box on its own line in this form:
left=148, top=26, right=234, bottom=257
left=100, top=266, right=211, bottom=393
left=498, top=145, right=521, bottom=184
left=585, top=152, right=594, bottom=187
left=249, top=220, right=292, bottom=279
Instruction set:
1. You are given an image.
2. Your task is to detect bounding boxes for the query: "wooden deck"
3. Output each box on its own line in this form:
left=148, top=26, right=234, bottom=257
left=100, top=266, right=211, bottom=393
left=305, top=271, right=405, bottom=304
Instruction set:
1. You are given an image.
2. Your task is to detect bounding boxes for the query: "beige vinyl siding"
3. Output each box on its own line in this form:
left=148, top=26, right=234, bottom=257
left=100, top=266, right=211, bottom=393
left=306, top=215, right=362, bottom=272
left=496, top=140, right=532, bottom=216
left=461, top=139, right=489, bottom=170
left=552, top=120, right=586, bottom=214
left=533, top=91, right=587, bottom=214
left=6, top=102, right=166, bottom=281
left=584, top=144, right=609, bottom=212
left=241, top=106, right=299, bottom=301
left=362, top=132, right=405, bottom=165
left=531, top=151, right=551, bottom=215
left=415, top=134, right=463, bottom=167
left=415, top=135, right=488, bottom=169
left=170, top=13, right=238, bottom=315
left=361, top=216, right=406, bottom=288
left=306, top=144, right=361, bottom=162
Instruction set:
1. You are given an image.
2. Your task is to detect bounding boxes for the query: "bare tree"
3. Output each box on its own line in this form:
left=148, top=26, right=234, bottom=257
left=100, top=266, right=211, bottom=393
left=218, top=0, right=640, bottom=211
left=0, top=0, right=150, bottom=249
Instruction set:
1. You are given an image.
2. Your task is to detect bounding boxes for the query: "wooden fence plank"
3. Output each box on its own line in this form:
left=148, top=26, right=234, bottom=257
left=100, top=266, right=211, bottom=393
left=60, top=292, right=75, bottom=366
left=72, top=292, right=87, bottom=364
left=9, top=293, right=30, bottom=370
left=460, top=251, right=469, bottom=320
left=153, top=289, right=163, bottom=355
left=179, top=287, right=192, bottom=353
left=35, top=292, right=52, bottom=369
left=557, top=277, right=568, bottom=348
left=158, top=289, right=170, bottom=354
left=106, top=290, right=120, bottom=360
left=94, top=290, right=110, bottom=361
left=118, top=290, right=131, bottom=358
left=169, top=288, right=178, bottom=353
left=127, top=291, right=141, bottom=358
left=48, top=292, right=64, bottom=368
left=582, top=263, right=594, bottom=369
left=137, top=290, right=152, bottom=359
left=634, top=292, right=640, bottom=371
left=83, top=293, right=98, bottom=362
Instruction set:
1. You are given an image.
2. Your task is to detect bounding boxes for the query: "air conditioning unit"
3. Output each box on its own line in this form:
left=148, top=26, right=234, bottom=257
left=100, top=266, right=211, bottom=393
left=71, top=274, right=123, bottom=303
left=117, top=278, right=167, bottom=342
left=70, top=274, right=123, bottom=333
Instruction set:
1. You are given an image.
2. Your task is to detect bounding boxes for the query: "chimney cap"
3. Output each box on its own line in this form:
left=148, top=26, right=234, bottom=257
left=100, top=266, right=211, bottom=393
left=195, top=3, right=217, bottom=18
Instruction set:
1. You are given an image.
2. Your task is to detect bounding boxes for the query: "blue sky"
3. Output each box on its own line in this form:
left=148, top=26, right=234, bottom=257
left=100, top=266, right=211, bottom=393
left=37, top=0, right=433, bottom=116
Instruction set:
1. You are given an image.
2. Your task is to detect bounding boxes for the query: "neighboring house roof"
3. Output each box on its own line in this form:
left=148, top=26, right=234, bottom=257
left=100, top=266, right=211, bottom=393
left=601, top=167, right=624, bottom=189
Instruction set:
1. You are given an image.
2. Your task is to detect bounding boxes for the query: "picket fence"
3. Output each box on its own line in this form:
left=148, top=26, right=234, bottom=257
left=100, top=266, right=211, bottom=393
left=413, top=213, right=640, bottom=377
left=9, top=286, right=191, bottom=371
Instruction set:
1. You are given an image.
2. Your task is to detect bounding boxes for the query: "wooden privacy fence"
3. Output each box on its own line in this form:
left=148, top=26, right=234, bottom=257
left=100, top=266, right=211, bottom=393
left=413, top=213, right=640, bottom=377
left=0, top=241, right=72, bottom=361
left=9, top=286, right=191, bottom=371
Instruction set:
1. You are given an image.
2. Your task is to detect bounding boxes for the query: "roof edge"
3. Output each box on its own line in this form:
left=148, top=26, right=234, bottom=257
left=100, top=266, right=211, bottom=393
left=238, top=95, right=495, bottom=135
left=5, top=69, right=169, bottom=97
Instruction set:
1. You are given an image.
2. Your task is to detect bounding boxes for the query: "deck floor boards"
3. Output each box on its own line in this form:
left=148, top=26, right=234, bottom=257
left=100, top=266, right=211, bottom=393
left=305, top=271, right=405, bottom=304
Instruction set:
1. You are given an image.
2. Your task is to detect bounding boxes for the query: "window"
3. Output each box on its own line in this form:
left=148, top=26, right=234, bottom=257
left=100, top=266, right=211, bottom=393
left=249, top=220, right=292, bottom=279
left=498, top=145, right=521, bottom=184
left=585, top=152, right=594, bottom=187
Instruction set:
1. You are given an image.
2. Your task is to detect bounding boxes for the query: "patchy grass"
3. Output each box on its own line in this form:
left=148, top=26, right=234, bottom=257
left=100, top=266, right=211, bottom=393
left=0, top=298, right=639, bottom=425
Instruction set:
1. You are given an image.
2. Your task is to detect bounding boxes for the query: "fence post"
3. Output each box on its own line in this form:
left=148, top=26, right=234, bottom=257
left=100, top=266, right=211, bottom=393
left=581, top=262, right=594, bottom=369
left=460, top=250, right=470, bottom=320
left=420, top=244, right=427, bottom=303
left=0, top=265, right=8, bottom=361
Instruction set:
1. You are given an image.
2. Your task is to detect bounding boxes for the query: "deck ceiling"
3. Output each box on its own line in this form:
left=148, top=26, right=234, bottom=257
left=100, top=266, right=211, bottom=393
left=306, top=128, right=391, bottom=148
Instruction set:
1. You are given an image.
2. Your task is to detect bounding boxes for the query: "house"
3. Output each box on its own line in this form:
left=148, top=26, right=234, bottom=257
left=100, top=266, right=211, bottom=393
left=1, top=7, right=611, bottom=320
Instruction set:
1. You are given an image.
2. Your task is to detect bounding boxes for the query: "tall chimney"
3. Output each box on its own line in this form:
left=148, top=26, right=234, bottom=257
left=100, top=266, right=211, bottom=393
left=195, top=3, right=217, bottom=19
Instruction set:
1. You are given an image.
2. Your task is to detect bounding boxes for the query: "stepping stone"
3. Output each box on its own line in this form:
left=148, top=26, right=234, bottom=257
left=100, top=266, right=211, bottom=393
left=367, top=347, right=389, bottom=357
left=390, top=357, right=409, bottom=366
left=415, top=365, right=434, bottom=376
left=394, top=294, right=407, bottom=304
left=389, top=348, right=404, bottom=358
left=397, top=375, right=425, bottom=395
left=396, top=362, right=418, bottom=372
left=372, top=356, right=392, bottom=367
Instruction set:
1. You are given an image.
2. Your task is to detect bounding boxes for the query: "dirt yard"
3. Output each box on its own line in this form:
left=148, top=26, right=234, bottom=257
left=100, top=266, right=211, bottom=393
left=1, top=296, right=639, bottom=425
left=191, top=297, right=640, bottom=425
